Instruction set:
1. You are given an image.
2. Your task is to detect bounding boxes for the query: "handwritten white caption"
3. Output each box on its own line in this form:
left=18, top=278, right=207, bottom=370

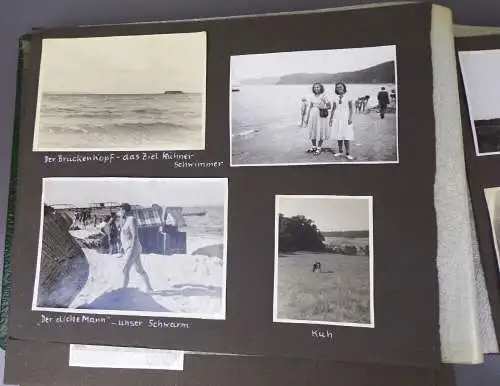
left=43, top=152, right=224, bottom=168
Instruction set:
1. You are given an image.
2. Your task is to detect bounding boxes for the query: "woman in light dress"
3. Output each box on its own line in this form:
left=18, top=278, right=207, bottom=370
left=305, top=82, right=331, bottom=155
left=329, top=82, right=354, bottom=160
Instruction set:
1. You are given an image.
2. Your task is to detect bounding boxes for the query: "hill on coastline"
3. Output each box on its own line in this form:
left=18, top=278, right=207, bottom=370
left=239, top=61, right=395, bottom=85
left=322, top=230, right=369, bottom=238
left=475, top=118, right=500, bottom=127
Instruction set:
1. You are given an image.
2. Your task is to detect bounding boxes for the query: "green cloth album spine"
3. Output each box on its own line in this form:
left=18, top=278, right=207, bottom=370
left=0, top=37, right=29, bottom=349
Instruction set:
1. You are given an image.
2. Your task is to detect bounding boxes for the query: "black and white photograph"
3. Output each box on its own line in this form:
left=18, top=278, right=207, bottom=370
left=33, top=177, right=227, bottom=320
left=230, top=45, right=398, bottom=166
left=273, top=195, right=374, bottom=327
left=484, top=187, right=500, bottom=269
left=33, top=32, right=206, bottom=152
left=459, top=49, right=500, bottom=156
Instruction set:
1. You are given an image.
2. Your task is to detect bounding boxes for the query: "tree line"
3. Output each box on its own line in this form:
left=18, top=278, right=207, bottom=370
left=278, top=214, right=326, bottom=253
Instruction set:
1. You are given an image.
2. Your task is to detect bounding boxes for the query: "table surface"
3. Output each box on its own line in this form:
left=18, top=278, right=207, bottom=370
left=1, top=0, right=500, bottom=385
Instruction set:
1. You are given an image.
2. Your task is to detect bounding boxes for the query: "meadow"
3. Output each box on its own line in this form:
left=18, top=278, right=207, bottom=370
left=276, top=251, right=371, bottom=325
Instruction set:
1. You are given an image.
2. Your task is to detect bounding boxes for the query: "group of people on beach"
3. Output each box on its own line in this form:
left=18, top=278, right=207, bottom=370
left=98, top=212, right=121, bottom=255
left=299, top=81, right=395, bottom=158
left=73, top=209, right=98, bottom=228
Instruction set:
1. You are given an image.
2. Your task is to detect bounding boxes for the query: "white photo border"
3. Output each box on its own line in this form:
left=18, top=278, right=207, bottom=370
left=32, top=176, right=228, bottom=321
left=458, top=49, right=500, bottom=157
left=272, top=194, right=375, bottom=328
left=229, top=44, right=399, bottom=167
left=484, top=187, right=500, bottom=270
left=32, top=32, right=207, bottom=152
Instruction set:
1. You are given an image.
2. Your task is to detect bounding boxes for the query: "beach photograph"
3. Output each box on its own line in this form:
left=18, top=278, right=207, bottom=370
left=484, top=187, right=500, bottom=270
left=32, top=177, right=227, bottom=320
left=230, top=45, right=398, bottom=166
left=33, top=32, right=206, bottom=152
left=273, top=195, right=374, bottom=327
left=459, top=49, right=500, bottom=156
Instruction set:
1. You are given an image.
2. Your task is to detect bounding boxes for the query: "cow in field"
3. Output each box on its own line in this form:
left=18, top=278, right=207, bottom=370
left=312, top=262, right=322, bottom=273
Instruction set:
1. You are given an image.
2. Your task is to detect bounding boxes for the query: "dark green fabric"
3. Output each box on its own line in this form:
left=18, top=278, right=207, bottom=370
left=0, top=39, right=25, bottom=350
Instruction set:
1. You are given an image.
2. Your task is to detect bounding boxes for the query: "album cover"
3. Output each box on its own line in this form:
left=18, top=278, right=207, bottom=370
left=4, top=339, right=451, bottom=386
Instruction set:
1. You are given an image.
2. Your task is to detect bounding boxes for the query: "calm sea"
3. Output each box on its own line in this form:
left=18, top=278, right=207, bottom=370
left=36, top=93, right=204, bottom=151
left=231, top=84, right=395, bottom=137
left=184, top=206, right=225, bottom=237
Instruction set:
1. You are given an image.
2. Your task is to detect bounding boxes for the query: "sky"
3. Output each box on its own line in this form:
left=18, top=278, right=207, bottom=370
left=43, top=178, right=227, bottom=207
left=38, top=32, right=206, bottom=94
left=277, top=196, right=370, bottom=232
left=460, top=50, right=500, bottom=120
left=231, top=45, right=395, bottom=83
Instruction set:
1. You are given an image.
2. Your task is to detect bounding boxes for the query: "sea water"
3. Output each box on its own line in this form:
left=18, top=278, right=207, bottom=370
left=35, top=93, right=204, bottom=151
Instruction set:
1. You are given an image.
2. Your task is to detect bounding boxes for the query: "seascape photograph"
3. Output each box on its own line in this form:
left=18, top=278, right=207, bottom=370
left=33, top=32, right=206, bottom=152
left=459, top=49, right=500, bottom=156
left=33, top=177, right=227, bottom=320
left=230, top=45, right=398, bottom=166
left=273, top=195, right=374, bottom=327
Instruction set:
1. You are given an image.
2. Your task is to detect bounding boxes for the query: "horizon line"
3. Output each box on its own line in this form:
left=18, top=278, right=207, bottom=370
left=42, top=91, right=202, bottom=95
left=233, top=59, right=395, bottom=83
left=320, top=229, right=369, bottom=233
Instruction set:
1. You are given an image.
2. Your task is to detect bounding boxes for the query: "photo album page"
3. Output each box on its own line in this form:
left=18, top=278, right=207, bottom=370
left=5, top=2, right=442, bottom=369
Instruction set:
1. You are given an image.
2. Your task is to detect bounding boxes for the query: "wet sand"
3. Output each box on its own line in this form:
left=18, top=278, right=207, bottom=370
left=231, top=111, right=397, bottom=165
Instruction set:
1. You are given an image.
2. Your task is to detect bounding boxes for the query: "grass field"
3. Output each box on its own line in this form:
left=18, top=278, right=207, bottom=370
left=275, top=251, right=371, bottom=325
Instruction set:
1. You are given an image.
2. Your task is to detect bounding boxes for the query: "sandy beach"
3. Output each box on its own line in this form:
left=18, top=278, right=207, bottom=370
left=67, top=229, right=225, bottom=319
left=232, top=110, right=397, bottom=165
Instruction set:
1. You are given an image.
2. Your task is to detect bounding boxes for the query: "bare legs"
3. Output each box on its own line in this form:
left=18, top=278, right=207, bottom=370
left=335, top=140, right=352, bottom=159
left=344, top=140, right=350, bottom=156
left=122, top=246, right=154, bottom=292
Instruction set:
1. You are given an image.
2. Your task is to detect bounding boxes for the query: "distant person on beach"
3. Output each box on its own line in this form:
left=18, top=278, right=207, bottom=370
left=390, top=88, right=396, bottom=102
left=119, top=203, right=154, bottom=293
left=108, top=213, right=120, bottom=254
left=299, top=97, right=308, bottom=127
left=355, top=98, right=361, bottom=113
left=360, top=95, right=370, bottom=113
left=330, top=82, right=354, bottom=160
left=99, top=216, right=112, bottom=254
left=305, top=82, right=331, bottom=155
left=377, top=87, right=390, bottom=119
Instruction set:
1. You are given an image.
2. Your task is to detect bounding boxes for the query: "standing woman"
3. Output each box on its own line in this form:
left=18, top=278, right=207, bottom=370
left=108, top=213, right=120, bottom=254
left=305, top=82, right=331, bottom=155
left=330, top=82, right=354, bottom=160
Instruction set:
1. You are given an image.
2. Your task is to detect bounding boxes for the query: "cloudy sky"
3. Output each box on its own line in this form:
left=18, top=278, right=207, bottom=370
left=231, top=45, right=395, bottom=83
left=460, top=49, right=500, bottom=120
left=38, top=32, right=206, bottom=94
left=277, top=196, right=370, bottom=232
left=43, top=177, right=227, bottom=207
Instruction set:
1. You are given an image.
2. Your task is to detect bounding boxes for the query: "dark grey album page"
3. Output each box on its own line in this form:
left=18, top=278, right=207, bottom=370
left=7, top=2, right=440, bottom=368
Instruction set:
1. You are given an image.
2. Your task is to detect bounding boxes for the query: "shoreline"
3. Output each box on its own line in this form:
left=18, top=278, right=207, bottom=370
left=232, top=110, right=397, bottom=165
